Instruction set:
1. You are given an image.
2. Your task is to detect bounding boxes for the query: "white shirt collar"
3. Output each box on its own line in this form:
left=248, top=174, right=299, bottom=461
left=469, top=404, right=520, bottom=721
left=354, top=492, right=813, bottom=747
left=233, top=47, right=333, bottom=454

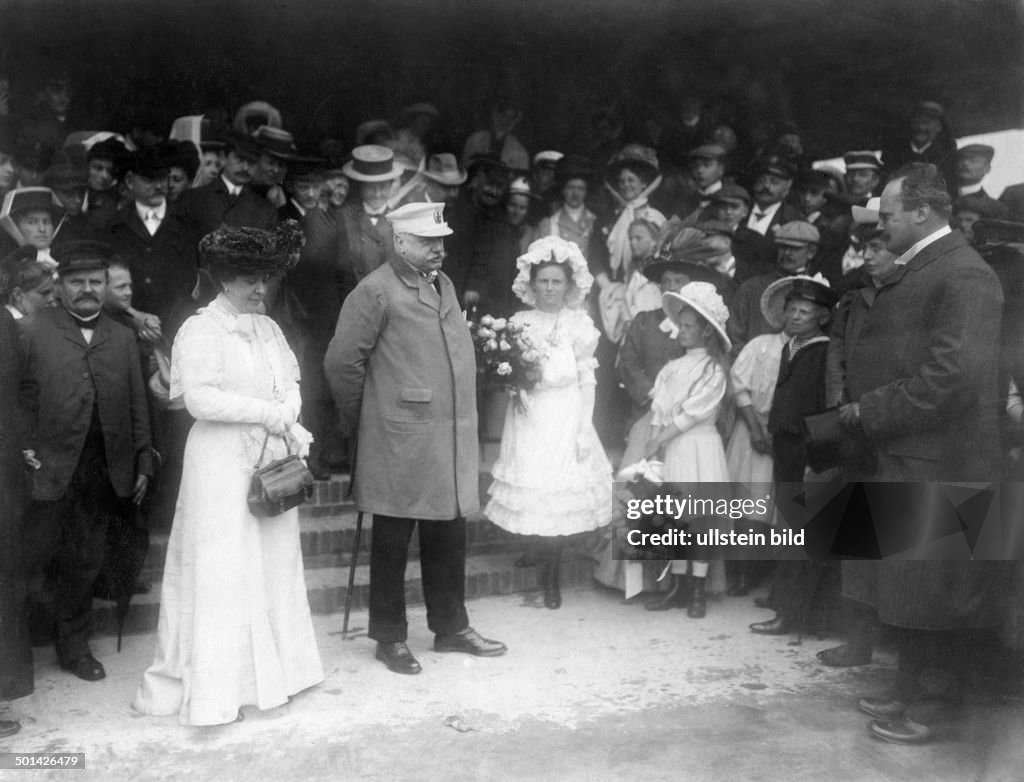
left=911, top=141, right=933, bottom=155
left=136, top=200, right=167, bottom=221
left=959, top=182, right=983, bottom=196
left=746, top=201, right=782, bottom=235
left=698, top=180, right=722, bottom=198
left=5, top=304, right=23, bottom=320
left=895, top=225, right=951, bottom=266
left=805, top=210, right=821, bottom=224
left=290, top=198, right=307, bottom=217
left=659, top=316, right=679, bottom=339
left=221, top=175, right=242, bottom=197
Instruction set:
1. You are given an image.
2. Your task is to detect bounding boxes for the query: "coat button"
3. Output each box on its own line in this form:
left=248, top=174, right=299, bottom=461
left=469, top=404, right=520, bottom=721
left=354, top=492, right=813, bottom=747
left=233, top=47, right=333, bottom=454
left=81, top=372, right=89, bottom=379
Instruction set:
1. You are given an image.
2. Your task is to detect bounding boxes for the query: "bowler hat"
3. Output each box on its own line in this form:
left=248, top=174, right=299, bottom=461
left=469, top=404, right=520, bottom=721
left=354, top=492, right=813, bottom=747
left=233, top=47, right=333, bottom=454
left=125, top=145, right=173, bottom=179
left=53, top=240, right=112, bottom=275
left=252, top=126, right=298, bottom=160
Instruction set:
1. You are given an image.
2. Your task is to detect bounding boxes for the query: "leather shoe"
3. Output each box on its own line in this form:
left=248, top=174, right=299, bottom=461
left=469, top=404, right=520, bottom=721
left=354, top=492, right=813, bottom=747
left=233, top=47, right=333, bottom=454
left=375, top=642, right=422, bottom=675
left=0, top=719, right=20, bottom=738
left=868, top=717, right=933, bottom=744
left=434, top=627, right=507, bottom=657
left=818, top=644, right=872, bottom=667
left=749, top=615, right=792, bottom=635
left=857, top=697, right=907, bottom=720
left=61, top=654, right=105, bottom=681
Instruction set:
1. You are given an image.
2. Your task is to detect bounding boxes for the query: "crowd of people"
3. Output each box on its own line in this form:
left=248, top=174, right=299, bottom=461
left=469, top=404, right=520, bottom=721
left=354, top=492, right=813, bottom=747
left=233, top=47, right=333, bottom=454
left=0, top=66, right=1022, bottom=747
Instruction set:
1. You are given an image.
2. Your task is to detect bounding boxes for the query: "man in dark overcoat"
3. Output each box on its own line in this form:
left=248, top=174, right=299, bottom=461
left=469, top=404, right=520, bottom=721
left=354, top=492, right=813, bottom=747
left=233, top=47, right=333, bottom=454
left=20, top=241, right=153, bottom=682
left=181, top=133, right=278, bottom=240
left=106, top=146, right=200, bottom=340
left=838, top=164, right=1009, bottom=744
left=324, top=202, right=505, bottom=675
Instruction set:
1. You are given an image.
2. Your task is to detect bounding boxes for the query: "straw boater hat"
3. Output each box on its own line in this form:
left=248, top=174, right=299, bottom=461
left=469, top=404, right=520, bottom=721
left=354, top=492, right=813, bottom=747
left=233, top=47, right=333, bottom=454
left=507, top=176, right=538, bottom=200
left=511, top=236, right=594, bottom=309
left=343, top=145, right=404, bottom=182
left=662, top=282, right=731, bottom=350
left=760, top=272, right=836, bottom=330
left=252, top=126, right=299, bottom=160
left=199, top=220, right=305, bottom=275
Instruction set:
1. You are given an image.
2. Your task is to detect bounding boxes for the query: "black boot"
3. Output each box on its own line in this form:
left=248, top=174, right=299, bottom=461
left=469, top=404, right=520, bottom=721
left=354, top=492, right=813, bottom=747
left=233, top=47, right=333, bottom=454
left=645, top=574, right=689, bottom=611
left=688, top=575, right=707, bottom=618
left=543, top=547, right=562, bottom=609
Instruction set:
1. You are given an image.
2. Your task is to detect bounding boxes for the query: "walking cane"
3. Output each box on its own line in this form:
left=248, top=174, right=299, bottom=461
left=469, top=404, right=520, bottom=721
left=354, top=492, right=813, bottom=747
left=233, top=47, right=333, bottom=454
left=341, top=510, right=365, bottom=639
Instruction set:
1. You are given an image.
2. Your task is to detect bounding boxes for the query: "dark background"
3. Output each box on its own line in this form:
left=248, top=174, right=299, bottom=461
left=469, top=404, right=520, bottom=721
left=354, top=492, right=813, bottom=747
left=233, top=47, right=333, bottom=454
left=2, top=0, right=1022, bottom=157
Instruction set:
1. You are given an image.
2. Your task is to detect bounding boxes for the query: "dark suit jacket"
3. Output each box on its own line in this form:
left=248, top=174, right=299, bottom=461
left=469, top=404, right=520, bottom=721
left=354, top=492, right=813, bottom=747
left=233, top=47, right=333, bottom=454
left=846, top=230, right=1003, bottom=481
left=181, top=177, right=278, bottom=240
left=106, top=204, right=201, bottom=339
left=338, top=201, right=394, bottom=302
left=20, top=307, right=154, bottom=501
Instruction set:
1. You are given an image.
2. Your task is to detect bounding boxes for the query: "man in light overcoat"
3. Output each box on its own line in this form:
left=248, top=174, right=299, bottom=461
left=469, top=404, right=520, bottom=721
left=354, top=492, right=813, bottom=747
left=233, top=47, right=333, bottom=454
left=324, top=202, right=506, bottom=675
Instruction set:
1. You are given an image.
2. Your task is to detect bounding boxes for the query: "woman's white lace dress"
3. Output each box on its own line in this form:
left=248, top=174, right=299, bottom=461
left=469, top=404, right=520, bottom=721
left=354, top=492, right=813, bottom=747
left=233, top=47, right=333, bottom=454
left=132, top=295, right=323, bottom=726
left=486, top=308, right=612, bottom=536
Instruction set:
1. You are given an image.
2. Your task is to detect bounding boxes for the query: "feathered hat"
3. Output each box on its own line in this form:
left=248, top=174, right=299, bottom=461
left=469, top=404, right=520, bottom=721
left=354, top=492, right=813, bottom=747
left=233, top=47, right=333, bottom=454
left=199, top=220, right=305, bottom=274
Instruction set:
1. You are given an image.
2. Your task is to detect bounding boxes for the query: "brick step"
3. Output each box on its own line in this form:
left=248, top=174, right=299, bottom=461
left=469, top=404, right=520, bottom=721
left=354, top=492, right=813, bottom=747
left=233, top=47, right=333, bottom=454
left=139, top=511, right=508, bottom=583
left=92, top=551, right=597, bottom=641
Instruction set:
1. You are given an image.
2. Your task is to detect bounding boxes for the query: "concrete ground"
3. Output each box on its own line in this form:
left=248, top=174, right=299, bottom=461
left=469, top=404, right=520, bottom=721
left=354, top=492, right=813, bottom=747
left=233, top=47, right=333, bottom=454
left=3, top=586, right=1022, bottom=782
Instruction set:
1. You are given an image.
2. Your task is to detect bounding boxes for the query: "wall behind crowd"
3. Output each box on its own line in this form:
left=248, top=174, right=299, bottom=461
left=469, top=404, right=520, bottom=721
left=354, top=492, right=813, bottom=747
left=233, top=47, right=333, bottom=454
left=1, top=0, right=1021, bottom=157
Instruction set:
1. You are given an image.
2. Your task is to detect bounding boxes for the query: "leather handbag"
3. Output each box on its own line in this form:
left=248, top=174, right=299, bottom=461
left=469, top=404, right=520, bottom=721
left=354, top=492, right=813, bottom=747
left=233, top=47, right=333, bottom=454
left=802, top=408, right=877, bottom=474
left=247, top=431, right=315, bottom=518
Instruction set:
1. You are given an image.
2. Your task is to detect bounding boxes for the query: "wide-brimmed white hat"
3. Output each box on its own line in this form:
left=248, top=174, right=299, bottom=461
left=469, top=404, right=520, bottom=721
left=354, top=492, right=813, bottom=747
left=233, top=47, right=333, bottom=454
left=662, top=281, right=730, bottom=350
left=342, top=145, right=404, bottom=182
left=511, top=236, right=594, bottom=308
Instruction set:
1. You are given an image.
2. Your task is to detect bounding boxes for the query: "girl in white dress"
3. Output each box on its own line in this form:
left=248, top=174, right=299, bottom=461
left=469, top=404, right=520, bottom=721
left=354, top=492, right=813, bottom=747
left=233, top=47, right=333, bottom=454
left=642, top=282, right=732, bottom=618
left=132, top=223, right=323, bottom=726
left=486, top=237, right=613, bottom=609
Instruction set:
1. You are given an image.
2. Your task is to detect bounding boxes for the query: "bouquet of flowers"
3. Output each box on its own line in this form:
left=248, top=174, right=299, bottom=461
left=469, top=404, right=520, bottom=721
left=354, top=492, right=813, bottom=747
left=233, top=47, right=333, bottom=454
left=469, top=314, right=544, bottom=411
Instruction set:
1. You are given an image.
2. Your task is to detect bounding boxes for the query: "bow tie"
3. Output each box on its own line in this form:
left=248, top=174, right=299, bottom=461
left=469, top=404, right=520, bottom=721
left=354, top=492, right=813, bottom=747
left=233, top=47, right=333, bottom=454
left=68, top=310, right=101, bottom=330
left=422, top=271, right=438, bottom=284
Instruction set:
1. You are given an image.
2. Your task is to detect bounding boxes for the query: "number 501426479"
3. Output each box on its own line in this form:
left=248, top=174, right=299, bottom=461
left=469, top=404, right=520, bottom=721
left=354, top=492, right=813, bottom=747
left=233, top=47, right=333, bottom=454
left=0, top=753, right=85, bottom=768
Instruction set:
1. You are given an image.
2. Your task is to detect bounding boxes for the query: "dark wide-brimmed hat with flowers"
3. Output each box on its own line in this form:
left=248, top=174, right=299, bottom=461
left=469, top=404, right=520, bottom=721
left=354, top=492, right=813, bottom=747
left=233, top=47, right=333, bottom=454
left=199, top=220, right=305, bottom=275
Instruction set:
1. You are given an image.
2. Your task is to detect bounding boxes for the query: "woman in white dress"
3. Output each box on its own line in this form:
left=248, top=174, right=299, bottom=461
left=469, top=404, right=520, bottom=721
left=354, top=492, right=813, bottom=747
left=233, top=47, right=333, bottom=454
left=132, top=223, right=323, bottom=726
left=642, top=282, right=732, bottom=618
left=486, top=237, right=612, bottom=609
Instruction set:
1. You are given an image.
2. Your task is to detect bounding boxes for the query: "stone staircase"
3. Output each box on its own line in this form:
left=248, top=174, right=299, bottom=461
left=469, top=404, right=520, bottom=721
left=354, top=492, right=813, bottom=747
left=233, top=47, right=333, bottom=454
left=91, top=469, right=600, bottom=640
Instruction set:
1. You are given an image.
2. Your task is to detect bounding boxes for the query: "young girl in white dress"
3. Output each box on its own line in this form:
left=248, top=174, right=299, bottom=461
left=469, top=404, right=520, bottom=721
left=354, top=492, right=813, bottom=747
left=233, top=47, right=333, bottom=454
left=486, top=237, right=613, bottom=609
left=642, top=282, right=732, bottom=618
